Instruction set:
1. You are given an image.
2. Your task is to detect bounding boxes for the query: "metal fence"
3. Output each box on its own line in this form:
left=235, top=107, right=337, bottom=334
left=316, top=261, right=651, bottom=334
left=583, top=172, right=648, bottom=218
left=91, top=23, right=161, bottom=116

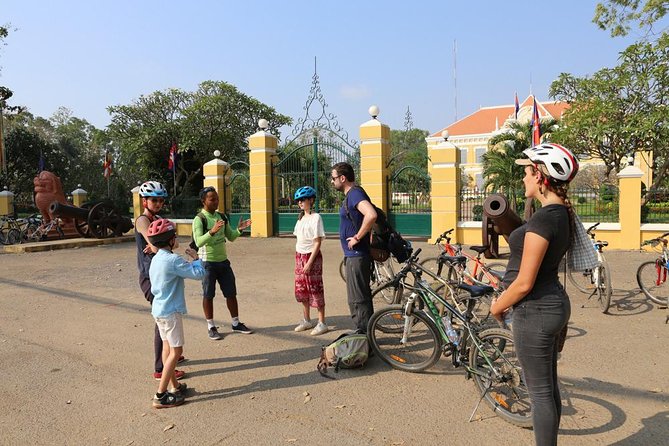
left=459, top=186, right=620, bottom=223
left=643, top=188, right=669, bottom=223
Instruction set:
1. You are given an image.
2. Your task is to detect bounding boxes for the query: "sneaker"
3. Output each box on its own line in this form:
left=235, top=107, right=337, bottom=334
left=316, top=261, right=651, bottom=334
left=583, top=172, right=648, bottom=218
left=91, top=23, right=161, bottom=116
left=177, top=355, right=186, bottom=364
left=310, top=322, right=329, bottom=336
left=232, top=322, right=253, bottom=334
left=168, top=382, right=188, bottom=396
left=294, top=319, right=315, bottom=332
left=153, top=369, right=186, bottom=381
left=152, top=391, right=185, bottom=409
left=208, top=326, right=224, bottom=340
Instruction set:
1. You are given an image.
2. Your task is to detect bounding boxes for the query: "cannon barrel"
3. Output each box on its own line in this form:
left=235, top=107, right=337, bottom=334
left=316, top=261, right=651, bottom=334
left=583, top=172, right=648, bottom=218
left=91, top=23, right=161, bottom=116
left=49, top=201, right=89, bottom=220
left=483, top=193, right=523, bottom=237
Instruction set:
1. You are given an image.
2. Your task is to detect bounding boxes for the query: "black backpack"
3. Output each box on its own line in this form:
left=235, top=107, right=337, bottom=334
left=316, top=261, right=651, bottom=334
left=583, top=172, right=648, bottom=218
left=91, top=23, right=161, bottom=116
left=189, top=211, right=228, bottom=250
left=344, top=186, right=412, bottom=263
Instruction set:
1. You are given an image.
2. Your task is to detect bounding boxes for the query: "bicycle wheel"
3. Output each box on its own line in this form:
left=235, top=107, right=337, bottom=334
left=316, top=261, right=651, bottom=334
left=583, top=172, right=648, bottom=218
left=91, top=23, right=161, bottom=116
left=339, top=259, right=346, bottom=282
left=5, top=228, right=20, bottom=245
left=0, top=228, right=7, bottom=245
left=368, top=305, right=442, bottom=372
left=22, top=223, right=40, bottom=243
left=469, top=327, right=532, bottom=427
left=371, top=277, right=403, bottom=305
left=566, top=262, right=594, bottom=294
left=476, top=262, right=506, bottom=288
left=637, top=260, right=669, bottom=306
left=596, top=260, right=612, bottom=313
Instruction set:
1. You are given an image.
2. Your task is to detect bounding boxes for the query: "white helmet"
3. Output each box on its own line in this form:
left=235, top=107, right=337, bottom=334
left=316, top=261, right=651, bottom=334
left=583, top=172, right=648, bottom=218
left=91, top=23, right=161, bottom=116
left=521, top=143, right=579, bottom=182
left=139, top=181, right=168, bottom=198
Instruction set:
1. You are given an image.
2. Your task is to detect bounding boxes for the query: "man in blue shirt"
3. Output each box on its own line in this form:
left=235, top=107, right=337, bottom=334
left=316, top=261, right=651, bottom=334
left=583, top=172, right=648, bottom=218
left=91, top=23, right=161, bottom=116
left=331, top=162, right=377, bottom=333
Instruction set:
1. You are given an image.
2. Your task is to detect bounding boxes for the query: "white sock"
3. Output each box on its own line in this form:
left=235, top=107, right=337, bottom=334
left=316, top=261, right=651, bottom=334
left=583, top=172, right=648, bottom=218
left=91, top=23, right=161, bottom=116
left=207, top=319, right=215, bottom=329
left=231, top=317, right=240, bottom=326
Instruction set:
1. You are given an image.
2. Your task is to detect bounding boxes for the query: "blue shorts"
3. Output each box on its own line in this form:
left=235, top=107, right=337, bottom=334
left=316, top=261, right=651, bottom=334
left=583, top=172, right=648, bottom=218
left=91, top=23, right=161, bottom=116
left=202, top=260, right=237, bottom=299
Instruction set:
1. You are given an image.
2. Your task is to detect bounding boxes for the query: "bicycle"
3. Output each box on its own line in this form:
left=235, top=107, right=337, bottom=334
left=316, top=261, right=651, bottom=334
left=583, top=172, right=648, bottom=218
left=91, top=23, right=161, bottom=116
left=22, top=217, right=64, bottom=242
left=636, top=231, right=669, bottom=307
left=563, top=222, right=612, bottom=313
left=420, top=229, right=507, bottom=289
left=367, top=248, right=532, bottom=427
left=339, top=256, right=402, bottom=305
left=0, top=215, right=22, bottom=245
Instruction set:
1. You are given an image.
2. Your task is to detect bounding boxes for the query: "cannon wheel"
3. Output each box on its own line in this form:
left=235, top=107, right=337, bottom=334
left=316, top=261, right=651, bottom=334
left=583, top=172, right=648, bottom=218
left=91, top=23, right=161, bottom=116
left=74, top=202, right=94, bottom=237
left=88, top=202, right=119, bottom=238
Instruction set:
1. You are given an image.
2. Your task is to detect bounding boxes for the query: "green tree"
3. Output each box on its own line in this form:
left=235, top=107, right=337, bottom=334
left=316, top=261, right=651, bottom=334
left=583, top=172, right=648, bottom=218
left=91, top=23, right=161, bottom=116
left=108, top=81, right=291, bottom=197
left=549, top=33, right=669, bottom=187
left=594, top=0, right=669, bottom=37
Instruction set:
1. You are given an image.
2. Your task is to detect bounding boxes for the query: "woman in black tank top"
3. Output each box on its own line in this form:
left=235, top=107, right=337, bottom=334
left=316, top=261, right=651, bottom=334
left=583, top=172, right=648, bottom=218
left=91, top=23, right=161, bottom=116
left=490, top=143, right=579, bottom=446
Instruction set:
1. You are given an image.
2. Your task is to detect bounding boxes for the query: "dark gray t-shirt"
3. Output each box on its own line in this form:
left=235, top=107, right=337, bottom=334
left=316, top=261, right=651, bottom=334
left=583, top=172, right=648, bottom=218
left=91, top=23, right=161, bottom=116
left=502, top=204, right=570, bottom=293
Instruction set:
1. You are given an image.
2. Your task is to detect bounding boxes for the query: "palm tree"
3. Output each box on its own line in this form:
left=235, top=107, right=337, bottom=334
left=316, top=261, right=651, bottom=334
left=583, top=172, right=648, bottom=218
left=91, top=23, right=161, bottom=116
left=482, top=119, right=558, bottom=212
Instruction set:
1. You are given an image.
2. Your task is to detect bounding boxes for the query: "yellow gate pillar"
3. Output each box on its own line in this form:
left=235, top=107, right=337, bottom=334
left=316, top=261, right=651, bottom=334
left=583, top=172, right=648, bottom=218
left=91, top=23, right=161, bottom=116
left=617, top=164, right=643, bottom=249
left=71, top=185, right=88, bottom=207
left=359, top=106, right=390, bottom=211
left=249, top=120, right=277, bottom=237
left=429, top=131, right=460, bottom=243
left=0, top=186, right=14, bottom=216
left=203, top=151, right=231, bottom=214
left=131, top=184, right=143, bottom=220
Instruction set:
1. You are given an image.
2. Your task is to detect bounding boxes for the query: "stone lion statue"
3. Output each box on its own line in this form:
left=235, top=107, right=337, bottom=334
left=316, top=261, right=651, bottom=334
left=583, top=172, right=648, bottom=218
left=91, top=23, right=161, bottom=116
left=33, top=171, right=68, bottom=223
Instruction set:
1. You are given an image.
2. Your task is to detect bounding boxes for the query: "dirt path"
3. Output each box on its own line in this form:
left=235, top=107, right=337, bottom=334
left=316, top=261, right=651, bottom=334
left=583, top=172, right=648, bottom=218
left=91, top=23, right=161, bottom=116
left=1, top=237, right=667, bottom=445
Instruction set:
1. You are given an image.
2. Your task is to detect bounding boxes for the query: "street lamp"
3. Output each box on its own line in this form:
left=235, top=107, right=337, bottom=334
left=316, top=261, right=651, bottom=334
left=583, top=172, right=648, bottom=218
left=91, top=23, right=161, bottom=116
left=369, top=105, right=380, bottom=119
left=258, top=119, right=269, bottom=131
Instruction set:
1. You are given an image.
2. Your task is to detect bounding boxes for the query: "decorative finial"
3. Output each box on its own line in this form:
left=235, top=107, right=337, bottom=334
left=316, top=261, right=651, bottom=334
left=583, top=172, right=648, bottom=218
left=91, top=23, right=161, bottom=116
left=368, top=105, right=380, bottom=119
left=441, top=130, right=449, bottom=141
left=214, top=150, right=221, bottom=158
left=258, top=119, right=269, bottom=130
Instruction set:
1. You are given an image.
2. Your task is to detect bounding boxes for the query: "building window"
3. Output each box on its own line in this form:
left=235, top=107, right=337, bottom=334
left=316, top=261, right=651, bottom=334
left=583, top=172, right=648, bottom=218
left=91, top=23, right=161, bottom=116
left=460, top=148, right=468, bottom=164
left=475, top=173, right=484, bottom=189
left=475, top=147, right=486, bottom=164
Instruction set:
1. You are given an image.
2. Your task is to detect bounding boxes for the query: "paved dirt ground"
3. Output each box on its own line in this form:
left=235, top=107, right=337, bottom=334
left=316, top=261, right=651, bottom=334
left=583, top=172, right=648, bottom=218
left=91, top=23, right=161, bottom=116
left=1, top=236, right=668, bottom=445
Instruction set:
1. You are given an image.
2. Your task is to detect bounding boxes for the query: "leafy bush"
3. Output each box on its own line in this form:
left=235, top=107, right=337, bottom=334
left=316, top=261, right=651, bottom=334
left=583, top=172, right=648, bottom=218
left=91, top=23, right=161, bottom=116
left=599, top=184, right=618, bottom=202
left=473, top=204, right=484, bottom=221
left=577, top=196, right=587, bottom=204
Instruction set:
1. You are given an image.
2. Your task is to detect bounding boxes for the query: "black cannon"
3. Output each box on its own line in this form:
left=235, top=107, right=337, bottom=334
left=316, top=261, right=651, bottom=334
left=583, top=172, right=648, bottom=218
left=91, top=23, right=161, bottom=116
left=481, top=194, right=535, bottom=258
left=49, top=200, right=133, bottom=238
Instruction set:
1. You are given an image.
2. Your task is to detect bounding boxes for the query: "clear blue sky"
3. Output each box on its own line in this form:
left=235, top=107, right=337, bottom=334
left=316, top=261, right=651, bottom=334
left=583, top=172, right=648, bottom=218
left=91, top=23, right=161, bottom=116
left=0, top=0, right=647, bottom=142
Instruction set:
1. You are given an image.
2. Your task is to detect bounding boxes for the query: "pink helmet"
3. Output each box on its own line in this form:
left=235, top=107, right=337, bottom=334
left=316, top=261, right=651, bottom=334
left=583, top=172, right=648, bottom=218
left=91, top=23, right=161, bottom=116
left=147, top=219, right=176, bottom=244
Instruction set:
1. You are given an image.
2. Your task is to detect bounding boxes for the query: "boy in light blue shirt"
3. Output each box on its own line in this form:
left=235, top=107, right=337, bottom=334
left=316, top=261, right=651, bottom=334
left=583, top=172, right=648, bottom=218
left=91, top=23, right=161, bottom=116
left=147, top=219, right=204, bottom=409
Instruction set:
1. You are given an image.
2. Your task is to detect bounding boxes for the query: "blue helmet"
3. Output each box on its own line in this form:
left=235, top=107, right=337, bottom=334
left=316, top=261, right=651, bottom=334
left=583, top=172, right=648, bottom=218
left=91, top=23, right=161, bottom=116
left=139, top=181, right=168, bottom=198
left=294, top=186, right=316, bottom=201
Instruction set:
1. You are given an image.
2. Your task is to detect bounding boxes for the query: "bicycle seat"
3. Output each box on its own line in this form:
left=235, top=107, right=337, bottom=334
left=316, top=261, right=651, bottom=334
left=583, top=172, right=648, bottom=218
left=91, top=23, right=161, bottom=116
left=469, top=245, right=489, bottom=255
left=438, top=254, right=467, bottom=265
left=457, top=283, right=495, bottom=297
left=596, top=241, right=609, bottom=247
left=488, top=269, right=505, bottom=281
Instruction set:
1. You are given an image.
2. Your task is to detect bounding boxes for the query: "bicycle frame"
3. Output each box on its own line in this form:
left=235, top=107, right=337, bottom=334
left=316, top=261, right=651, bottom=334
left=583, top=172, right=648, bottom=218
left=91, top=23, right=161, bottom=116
left=399, top=261, right=508, bottom=378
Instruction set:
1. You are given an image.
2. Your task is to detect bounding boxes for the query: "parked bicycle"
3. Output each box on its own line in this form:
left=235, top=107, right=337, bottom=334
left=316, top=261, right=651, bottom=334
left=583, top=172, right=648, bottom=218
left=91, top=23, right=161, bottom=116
left=0, top=215, right=22, bottom=245
left=563, top=222, right=612, bottom=313
left=367, top=248, right=531, bottom=427
left=22, top=216, right=64, bottom=243
left=636, top=231, right=669, bottom=307
left=420, top=229, right=506, bottom=289
left=339, top=256, right=402, bottom=305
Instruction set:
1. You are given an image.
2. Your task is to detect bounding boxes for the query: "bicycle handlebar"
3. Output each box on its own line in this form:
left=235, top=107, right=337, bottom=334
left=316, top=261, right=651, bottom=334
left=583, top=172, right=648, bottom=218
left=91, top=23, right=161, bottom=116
left=641, top=232, right=669, bottom=247
left=433, top=229, right=454, bottom=245
left=586, top=222, right=600, bottom=235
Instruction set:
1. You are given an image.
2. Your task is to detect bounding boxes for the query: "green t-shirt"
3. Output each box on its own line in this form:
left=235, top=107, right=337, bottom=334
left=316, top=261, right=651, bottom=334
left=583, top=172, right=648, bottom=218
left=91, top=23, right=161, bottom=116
left=192, top=209, right=241, bottom=262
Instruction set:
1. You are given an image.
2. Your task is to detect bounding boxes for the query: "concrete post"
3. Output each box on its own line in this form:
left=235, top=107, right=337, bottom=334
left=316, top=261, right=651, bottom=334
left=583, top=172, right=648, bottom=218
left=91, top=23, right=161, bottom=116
left=359, top=108, right=390, bottom=211
left=203, top=157, right=231, bottom=214
left=617, top=165, right=643, bottom=249
left=131, top=185, right=142, bottom=220
left=249, top=128, right=278, bottom=237
left=0, top=186, right=14, bottom=216
left=428, top=136, right=460, bottom=243
left=71, top=185, right=88, bottom=207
